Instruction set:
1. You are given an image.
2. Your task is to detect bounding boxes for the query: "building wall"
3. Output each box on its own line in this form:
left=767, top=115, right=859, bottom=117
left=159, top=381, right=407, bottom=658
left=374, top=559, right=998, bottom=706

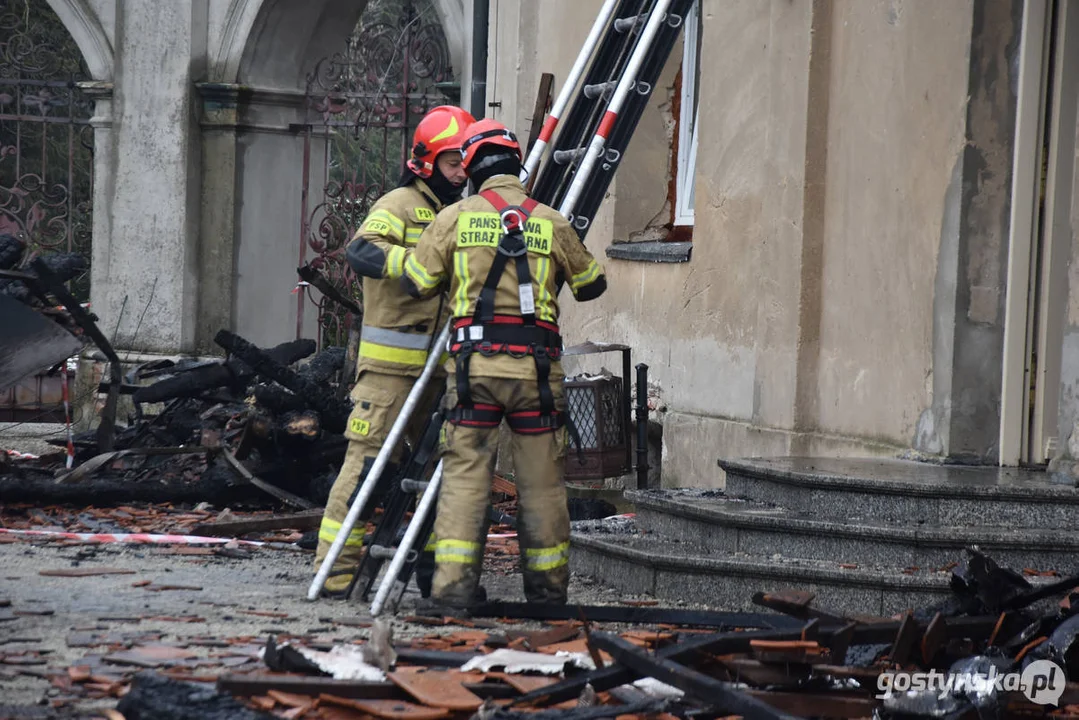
left=814, top=2, right=972, bottom=444
left=489, top=0, right=1025, bottom=487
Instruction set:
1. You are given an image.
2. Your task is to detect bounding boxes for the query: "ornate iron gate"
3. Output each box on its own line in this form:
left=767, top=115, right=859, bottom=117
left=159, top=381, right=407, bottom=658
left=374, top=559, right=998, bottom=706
left=0, top=0, right=92, bottom=424
left=299, top=0, right=456, bottom=347
left=0, top=0, right=94, bottom=302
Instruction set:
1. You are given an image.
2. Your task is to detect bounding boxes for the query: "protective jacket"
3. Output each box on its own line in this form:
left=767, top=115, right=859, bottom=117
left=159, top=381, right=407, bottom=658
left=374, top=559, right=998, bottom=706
left=346, top=179, right=450, bottom=377
left=402, top=174, right=606, bottom=382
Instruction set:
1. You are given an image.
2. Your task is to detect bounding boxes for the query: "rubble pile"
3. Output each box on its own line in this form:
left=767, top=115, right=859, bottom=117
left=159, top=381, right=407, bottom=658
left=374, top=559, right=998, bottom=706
left=0, top=232, right=89, bottom=338
left=1, top=330, right=356, bottom=509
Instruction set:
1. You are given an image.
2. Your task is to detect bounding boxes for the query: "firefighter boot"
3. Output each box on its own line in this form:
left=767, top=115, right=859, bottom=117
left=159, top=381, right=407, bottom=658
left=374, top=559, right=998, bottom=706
left=315, top=442, right=374, bottom=595
left=430, top=419, right=497, bottom=607
left=513, top=425, right=571, bottom=604
left=415, top=533, right=436, bottom=598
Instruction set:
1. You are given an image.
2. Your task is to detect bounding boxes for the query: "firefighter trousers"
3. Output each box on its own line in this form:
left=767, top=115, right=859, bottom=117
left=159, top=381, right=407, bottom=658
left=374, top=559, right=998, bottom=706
left=315, top=368, right=442, bottom=594
left=432, top=374, right=570, bottom=606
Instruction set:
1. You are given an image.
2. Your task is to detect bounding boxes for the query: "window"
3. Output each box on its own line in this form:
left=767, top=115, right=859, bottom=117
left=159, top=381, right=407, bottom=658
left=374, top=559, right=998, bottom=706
left=674, top=0, right=701, bottom=227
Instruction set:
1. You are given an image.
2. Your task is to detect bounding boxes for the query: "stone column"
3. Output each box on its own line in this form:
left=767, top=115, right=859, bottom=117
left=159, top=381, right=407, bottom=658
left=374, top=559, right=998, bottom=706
left=92, top=0, right=208, bottom=354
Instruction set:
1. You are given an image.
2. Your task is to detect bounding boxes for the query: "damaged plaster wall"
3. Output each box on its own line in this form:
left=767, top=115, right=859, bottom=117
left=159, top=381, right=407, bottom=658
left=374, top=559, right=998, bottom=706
left=1052, top=98, right=1079, bottom=476
left=524, top=0, right=1020, bottom=487
left=913, top=0, right=1020, bottom=462
left=559, top=0, right=819, bottom=488
left=612, top=31, right=680, bottom=244
left=813, top=2, right=971, bottom=448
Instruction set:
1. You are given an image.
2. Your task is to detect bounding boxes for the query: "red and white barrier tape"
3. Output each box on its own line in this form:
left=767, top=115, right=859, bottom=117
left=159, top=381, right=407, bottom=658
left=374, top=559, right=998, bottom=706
left=0, top=528, right=265, bottom=546
left=4, top=449, right=40, bottom=460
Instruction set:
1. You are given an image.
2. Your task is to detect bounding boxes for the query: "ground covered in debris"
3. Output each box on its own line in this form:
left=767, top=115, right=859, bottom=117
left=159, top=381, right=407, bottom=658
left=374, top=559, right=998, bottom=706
left=5, top=500, right=1079, bottom=720
left=0, top=502, right=676, bottom=719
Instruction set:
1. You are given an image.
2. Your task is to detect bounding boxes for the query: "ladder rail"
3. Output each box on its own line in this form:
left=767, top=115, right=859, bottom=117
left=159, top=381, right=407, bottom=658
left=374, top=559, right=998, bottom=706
left=558, top=0, right=676, bottom=218
left=307, top=318, right=453, bottom=601
left=370, top=459, right=445, bottom=616
left=520, top=0, right=621, bottom=184
left=531, top=0, right=653, bottom=207
left=568, top=0, right=694, bottom=237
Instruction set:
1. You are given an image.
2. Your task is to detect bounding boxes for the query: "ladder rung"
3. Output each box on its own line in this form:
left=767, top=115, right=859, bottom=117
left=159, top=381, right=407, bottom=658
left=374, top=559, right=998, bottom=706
left=369, top=544, right=419, bottom=563
left=583, top=81, right=618, bottom=100
left=613, top=13, right=647, bottom=33
left=368, top=544, right=398, bottom=559
left=615, top=11, right=678, bottom=33
left=400, top=478, right=429, bottom=493
left=553, top=147, right=589, bottom=165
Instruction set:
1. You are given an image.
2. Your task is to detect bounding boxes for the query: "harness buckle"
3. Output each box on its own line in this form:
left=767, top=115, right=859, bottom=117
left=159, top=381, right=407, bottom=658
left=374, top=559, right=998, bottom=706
left=500, top=208, right=526, bottom=233
left=497, top=237, right=528, bottom=258
left=532, top=345, right=549, bottom=361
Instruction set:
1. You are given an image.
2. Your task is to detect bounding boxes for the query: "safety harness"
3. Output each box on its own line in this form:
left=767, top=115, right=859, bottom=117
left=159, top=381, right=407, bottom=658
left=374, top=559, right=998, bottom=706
left=447, top=190, right=565, bottom=434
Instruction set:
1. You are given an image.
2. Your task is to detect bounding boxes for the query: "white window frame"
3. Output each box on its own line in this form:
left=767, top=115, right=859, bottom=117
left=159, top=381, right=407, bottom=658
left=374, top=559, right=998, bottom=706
left=674, top=0, right=701, bottom=227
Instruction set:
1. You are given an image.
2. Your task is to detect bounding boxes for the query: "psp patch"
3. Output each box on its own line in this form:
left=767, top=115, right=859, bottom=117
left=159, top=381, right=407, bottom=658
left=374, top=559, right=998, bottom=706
left=363, top=219, right=393, bottom=236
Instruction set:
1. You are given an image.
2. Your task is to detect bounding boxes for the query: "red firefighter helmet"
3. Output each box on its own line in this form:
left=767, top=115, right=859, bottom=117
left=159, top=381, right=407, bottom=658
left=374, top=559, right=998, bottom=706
left=459, top=118, right=523, bottom=171
left=406, top=105, right=477, bottom=178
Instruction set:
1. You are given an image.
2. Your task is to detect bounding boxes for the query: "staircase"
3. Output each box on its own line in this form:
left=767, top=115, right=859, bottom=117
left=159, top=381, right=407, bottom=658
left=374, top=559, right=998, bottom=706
left=570, top=457, right=1079, bottom=616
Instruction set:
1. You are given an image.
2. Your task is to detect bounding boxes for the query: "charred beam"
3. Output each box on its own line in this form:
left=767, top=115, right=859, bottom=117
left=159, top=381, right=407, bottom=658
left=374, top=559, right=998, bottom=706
left=215, top=331, right=351, bottom=433
left=588, top=632, right=799, bottom=719
left=219, top=447, right=315, bottom=510
left=297, top=263, right=363, bottom=317
left=119, top=671, right=277, bottom=720
left=218, top=674, right=402, bottom=700
left=133, top=339, right=316, bottom=404
left=30, top=257, right=120, bottom=452
left=191, top=509, right=324, bottom=536
left=513, top=616, right=999, bottom=707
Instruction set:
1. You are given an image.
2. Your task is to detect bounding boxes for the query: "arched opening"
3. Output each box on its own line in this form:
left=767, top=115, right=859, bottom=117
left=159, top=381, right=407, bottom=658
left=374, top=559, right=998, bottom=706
left=301, top=0, right=459, bottom=347
left=220, top=0, right=462, bottom=349
left=0, top=0, right=94, bottom=302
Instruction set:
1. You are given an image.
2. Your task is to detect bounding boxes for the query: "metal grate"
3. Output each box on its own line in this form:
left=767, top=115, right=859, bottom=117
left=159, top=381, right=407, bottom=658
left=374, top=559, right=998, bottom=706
left=566, top=384, right=598, bottom=449
left=299, top=0, right=454, bottom=347
left=566, top=377, right=623, bottom=451
left=564, top=375, right=629, bottom=481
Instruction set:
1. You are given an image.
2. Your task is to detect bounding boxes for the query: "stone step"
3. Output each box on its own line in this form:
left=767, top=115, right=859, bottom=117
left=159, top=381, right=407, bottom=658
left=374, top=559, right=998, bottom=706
left=570, top=530, right=954, bottom=617
left=629, top=489, right=1079, bottom=573
left=721, top=457, right=1079, bottom=527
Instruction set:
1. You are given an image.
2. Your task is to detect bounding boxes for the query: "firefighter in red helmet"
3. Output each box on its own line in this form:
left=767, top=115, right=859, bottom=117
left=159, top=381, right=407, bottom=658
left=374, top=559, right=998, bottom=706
left=402, top=118, right=607, bottom=613
left=314, top=104, right=475, bottom=598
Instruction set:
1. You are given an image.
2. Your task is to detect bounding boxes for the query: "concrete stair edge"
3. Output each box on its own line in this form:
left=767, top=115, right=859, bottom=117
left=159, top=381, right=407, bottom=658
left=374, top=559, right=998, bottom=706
left=569, top=533, right=952, bottom=592
left=719, top=458, right=1079, bottom=502
left=626, top=490, right=1079, bottom=552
